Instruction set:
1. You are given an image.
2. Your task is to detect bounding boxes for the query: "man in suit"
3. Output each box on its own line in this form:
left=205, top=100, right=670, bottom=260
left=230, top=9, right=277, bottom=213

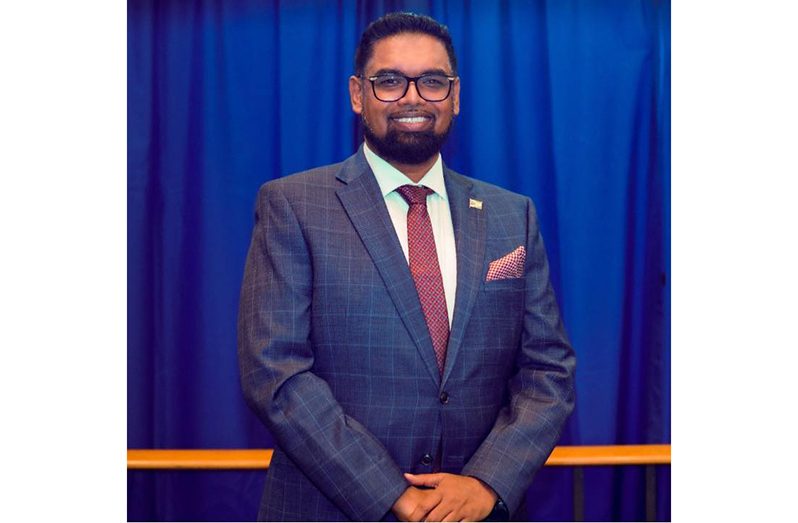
left=238, top=12, right=575, bottom=522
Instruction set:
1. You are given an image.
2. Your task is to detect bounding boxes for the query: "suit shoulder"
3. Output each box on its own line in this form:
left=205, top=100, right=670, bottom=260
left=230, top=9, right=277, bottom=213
left=257, top=160, right=346, bottom=199
left=446, top=169, right=533, bottom=208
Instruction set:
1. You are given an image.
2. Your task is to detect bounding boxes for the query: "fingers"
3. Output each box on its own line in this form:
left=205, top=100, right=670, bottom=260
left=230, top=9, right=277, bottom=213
left=400, top=473, right=492, bottom=521
left=394, top=486, right=441, bottom=522
left=408, top=506, right=429, bottom=522
left=435, top=509, right=477, bottom=522
left=425, top=504, right=456, bottom=522
left=408, top=490, right=442, bottom=522
left=440, top=511, right=460, bottom=522
left=405, top=472, right=444, bottom=487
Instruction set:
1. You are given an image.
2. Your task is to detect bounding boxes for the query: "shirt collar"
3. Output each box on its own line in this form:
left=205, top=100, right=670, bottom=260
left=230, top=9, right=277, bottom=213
left=363, top=141, right=448, bottom=201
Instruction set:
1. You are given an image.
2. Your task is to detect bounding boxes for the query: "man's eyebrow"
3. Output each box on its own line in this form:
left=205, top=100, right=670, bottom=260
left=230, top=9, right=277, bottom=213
left=370, top=68, right=403, bottom=76
left=370, top=68, right=453, bottom=77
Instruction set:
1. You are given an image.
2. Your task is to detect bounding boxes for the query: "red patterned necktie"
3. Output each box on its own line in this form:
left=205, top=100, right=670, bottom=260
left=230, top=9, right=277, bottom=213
left=395, top=185, right=449, bottom=375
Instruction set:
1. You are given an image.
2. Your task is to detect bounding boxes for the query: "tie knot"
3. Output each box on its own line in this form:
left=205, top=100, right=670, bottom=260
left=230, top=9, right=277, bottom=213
left=396, top=185, right=434, bottom=206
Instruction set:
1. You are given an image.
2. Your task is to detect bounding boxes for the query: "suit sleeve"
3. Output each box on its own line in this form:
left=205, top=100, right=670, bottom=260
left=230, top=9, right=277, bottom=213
left=461, top=197, right=576, bottom=514
left=237, top=183, right=408, bottom=521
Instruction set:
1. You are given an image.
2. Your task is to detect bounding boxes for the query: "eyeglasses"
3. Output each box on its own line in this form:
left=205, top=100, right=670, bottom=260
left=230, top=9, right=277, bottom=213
left=363, top=73, right=457, bottom=102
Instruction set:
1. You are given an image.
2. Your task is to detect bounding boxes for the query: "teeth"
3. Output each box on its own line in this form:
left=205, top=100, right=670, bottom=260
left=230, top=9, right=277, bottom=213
left=395, top=117, right=427, bottom=123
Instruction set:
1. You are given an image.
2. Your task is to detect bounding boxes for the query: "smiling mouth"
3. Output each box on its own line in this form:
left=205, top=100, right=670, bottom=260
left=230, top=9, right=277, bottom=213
left=389, top=114, right=434, bottom=130
left=392, top=116, right=430, bottom=124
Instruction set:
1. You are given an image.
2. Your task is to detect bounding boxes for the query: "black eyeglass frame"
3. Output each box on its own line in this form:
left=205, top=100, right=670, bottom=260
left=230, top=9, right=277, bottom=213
left=361, top=73, right=458, bottom=102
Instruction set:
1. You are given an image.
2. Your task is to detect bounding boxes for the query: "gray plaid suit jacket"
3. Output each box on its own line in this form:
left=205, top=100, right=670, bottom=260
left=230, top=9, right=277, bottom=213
left=238, top=147, right=575, bottom=521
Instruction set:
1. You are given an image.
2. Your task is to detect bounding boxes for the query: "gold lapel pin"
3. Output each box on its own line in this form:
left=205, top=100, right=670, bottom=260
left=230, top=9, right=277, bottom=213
left=469, top=198, right=483, bottom=210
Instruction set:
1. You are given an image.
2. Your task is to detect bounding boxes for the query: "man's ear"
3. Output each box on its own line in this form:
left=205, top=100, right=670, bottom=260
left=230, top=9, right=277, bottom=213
left=349, top=76, right=363, bottom=114
left=452, top=77, right=461, bottom=116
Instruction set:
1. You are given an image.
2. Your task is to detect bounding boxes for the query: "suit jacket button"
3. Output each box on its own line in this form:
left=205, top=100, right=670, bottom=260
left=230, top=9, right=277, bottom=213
left=421, top=454, right=433, bottom=466
left=439, top=391, right=449, bottom=404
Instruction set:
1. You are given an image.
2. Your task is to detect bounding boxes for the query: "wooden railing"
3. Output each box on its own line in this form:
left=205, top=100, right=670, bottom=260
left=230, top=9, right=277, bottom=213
left=128, top=445, right=670, bottom=521
left=127, top=445, right=669, bottom=469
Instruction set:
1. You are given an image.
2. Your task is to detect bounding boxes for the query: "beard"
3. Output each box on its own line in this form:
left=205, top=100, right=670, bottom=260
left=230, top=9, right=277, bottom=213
left=362, top=114, right=453, bottom=165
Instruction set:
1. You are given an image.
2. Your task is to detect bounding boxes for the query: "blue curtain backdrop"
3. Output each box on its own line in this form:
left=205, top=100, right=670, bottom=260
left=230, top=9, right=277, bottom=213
left=128, top=0, right=670, bottom=520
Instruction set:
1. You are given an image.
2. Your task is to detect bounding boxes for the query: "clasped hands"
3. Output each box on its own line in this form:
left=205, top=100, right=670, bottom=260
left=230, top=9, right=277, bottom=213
left=391, top=472, right=498, bottom=522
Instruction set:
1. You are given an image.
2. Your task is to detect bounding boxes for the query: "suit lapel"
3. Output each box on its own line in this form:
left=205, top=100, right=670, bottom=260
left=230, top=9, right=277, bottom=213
left=442, top=169, right=487, bottom=387
left=335, top=151, right=442, bottom=385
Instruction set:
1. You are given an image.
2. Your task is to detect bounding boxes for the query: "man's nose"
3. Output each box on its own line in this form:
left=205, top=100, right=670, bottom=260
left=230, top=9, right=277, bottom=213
left=399, top=80, right=423, bottom=104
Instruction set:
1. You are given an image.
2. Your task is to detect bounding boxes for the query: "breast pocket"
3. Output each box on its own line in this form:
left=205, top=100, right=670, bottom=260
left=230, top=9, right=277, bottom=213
left=467, top=276, right=525, bottom=358
left=481, top=276, right=525, bottom=292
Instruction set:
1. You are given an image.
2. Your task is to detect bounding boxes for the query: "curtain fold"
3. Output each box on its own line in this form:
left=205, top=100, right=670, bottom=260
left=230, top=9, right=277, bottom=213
left=128, top=0, right=670, bottom=520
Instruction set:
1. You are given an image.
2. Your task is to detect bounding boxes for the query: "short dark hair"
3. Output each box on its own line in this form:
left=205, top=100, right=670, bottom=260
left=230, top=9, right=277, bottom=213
left=354, top=12, right=458, bottom=76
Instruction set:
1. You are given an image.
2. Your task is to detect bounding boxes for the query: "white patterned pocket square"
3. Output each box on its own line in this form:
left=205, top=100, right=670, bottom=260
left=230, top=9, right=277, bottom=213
left=485, top=245, right=526, bottom=281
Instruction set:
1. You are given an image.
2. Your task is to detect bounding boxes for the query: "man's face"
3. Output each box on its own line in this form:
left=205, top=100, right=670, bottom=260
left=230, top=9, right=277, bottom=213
left=349, top=33, right=460, bottom=165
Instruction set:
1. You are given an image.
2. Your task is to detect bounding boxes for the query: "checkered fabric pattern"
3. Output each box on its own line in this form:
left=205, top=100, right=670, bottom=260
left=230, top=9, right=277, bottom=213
left=237, top=148, right=576, bottom=521
left=395, top=184, right=449, bottom=374
left=485, top=245, right=526, bottom=281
